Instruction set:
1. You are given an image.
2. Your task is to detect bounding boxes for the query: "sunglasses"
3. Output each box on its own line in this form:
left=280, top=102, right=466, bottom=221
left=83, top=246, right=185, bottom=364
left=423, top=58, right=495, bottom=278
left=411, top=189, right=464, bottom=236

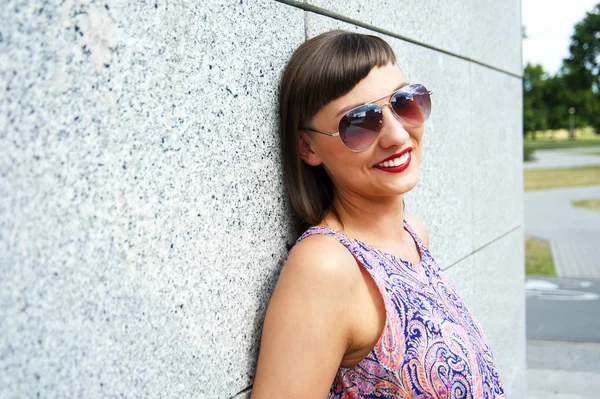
left=300, top=83, right=432, bottom=152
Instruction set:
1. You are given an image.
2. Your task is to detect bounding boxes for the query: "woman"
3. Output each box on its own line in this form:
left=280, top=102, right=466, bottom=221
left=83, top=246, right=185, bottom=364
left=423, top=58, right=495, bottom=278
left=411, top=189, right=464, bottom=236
left=251, top=30, right=505, bottom=398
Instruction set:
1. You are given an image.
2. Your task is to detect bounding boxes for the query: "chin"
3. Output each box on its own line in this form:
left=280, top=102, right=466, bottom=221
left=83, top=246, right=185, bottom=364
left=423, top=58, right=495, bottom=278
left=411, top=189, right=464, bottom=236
left=380, top=172, right=419, bottom=197
left=396, top=179, right=418, bottom=195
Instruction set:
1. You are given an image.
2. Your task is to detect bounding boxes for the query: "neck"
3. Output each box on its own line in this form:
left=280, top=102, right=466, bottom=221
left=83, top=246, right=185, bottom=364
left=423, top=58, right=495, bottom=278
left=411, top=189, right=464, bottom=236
left=324, top=188, right=406, bottom=245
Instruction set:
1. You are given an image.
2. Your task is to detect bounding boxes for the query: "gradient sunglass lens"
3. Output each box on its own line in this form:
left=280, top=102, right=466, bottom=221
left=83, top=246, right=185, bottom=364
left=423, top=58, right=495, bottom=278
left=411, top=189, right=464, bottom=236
left=391, top=84, right=431, bottom=125
left=335, top=84, right=432, bottom=151
left=339, top=104, right=383, bottom=151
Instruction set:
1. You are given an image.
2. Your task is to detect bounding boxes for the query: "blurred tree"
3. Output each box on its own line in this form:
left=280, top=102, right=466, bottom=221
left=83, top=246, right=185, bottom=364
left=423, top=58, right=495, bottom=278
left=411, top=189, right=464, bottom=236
left=562, top=3, right=600, bottom=133
left=523, top=65, right=576, bottom=136
left=542, top=74, right=574, bottom=131
left=523, top=63, right=549, bottom=138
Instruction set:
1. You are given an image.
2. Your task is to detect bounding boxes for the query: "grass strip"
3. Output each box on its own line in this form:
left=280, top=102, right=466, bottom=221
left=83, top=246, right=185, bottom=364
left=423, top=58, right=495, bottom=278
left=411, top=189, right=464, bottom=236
left=571, top=198, right=600, bottom=212
left=524, top=165, right=600, bottom=191
left=524, top=140, right=600, bottom=150
left=525, top=236, right=557, bottom=277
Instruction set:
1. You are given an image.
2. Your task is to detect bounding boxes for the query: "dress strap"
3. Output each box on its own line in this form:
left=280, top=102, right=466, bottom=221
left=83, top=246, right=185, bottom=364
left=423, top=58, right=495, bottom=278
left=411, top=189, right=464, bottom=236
left=402, top=218, right=427, bottom=249
left=403, top=218, right=436, bottom=270
left=288, top=225, right=354, bottom=259
left=289, top=219, right=430, bottom=267
left=287, top=225, right=376, bottom=269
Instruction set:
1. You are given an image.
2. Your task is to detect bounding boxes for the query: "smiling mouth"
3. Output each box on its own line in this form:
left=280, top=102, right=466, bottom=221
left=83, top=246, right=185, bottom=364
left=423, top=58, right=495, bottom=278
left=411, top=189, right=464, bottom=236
left=374, top=150, right=411, bottom=168
left=373, top=148, right=412, bottom=173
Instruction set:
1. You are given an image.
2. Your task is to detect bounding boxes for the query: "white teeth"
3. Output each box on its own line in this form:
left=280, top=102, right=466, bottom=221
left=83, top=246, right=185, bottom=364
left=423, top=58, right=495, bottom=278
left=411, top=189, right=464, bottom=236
left=376, top=151, right=410, bottom=168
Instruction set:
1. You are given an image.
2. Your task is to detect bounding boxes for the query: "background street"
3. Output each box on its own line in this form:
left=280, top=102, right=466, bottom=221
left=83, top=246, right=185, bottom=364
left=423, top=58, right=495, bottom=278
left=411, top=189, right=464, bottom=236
left=525, top=148, right=600, bottom=398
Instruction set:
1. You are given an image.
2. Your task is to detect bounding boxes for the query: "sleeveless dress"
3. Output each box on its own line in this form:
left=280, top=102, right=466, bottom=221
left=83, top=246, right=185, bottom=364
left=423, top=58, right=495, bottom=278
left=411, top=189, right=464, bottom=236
left=291, top=219, right=505, bottom=399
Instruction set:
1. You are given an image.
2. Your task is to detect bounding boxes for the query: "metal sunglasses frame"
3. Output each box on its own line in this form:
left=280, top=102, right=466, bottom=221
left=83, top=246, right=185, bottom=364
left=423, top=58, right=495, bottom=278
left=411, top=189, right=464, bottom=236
left=299, top=83, right=433, bottom=152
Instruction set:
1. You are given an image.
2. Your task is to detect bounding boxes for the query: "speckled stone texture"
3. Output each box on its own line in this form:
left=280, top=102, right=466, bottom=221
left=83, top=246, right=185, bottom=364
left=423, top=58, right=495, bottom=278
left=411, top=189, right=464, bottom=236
left=307, top=13, right=525, bottom=398
left=471, top=63, right=525, bottom=249
left=304, top=0, right=522, bottom=76
left=1, top=0, right=304, bottom=397
left=2, top=1, right=525, bottom=398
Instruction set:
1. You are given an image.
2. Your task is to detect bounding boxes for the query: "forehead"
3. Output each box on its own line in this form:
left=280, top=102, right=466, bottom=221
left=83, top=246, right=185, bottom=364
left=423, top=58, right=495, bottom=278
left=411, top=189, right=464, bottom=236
left=323, top=63, right=407, bottom=117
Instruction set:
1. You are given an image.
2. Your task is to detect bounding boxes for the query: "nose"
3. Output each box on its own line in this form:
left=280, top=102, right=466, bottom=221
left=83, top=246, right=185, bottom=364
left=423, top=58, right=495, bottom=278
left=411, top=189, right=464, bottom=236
left=377, top=103, right=410, bottom=148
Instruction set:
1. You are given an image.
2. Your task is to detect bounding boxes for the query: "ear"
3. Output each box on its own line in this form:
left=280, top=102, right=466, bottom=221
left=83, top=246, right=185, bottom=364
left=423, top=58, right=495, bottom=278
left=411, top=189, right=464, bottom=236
left=298, top=131, right=322, bottom=166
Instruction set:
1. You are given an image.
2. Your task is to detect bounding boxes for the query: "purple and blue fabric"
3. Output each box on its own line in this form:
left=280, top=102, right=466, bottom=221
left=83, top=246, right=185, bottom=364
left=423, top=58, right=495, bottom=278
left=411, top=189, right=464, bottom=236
left=291, top=219, right=505, bottom=399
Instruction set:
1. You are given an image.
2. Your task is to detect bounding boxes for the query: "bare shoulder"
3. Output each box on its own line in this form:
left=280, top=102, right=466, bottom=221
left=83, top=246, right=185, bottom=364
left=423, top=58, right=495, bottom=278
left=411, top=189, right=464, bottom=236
left=286, top=233, right=361, bottom=281
left=279, top=233, right=363, bottom=306
left=251, top=233, right=360, bottom=397
left=404, top=211, right=430, bottom=248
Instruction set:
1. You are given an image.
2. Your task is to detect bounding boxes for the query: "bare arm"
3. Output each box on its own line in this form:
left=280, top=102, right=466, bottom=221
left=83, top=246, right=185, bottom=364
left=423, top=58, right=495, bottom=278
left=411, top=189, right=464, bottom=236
left=250, top=235, right=358, bottom=398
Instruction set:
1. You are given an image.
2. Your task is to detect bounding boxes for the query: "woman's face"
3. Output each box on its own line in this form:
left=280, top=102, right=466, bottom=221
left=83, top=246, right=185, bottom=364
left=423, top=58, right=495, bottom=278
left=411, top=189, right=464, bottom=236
left=300, top=62, right=424, bottom=201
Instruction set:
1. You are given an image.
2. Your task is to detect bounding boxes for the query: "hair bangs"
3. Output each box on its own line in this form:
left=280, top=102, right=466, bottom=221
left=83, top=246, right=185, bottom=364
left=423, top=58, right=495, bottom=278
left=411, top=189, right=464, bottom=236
left=299, top=32, right=396, bottom=125
left=279, top=30, right=398, bottom=233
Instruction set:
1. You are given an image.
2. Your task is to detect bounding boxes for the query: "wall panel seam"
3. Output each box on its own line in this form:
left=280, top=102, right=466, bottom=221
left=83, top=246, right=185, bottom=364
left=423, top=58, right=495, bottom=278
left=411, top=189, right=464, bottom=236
left=274, top=0, right=523, bottom=79
left=230, top=385, right=252, bottom=398
left=303, top=4, right=309, bottom=40
left=442, top=224, right=523, bottom=271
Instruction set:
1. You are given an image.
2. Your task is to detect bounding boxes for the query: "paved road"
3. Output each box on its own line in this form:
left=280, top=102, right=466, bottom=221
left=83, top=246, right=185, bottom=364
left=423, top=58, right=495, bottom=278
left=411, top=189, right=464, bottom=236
left=525, top=147, right=600, bottom=170
left=526, top=277, right=600, bottom=399
left=524, top=148, right=600, bottom=398
left=525, top=185, right=600, bottom=279
left=526, top=277, right=600, bottom=342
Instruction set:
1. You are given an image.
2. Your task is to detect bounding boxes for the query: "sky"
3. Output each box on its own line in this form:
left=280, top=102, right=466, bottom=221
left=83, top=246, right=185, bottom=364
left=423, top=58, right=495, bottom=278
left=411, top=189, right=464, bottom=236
left=522, top=0, right=598, bottom=75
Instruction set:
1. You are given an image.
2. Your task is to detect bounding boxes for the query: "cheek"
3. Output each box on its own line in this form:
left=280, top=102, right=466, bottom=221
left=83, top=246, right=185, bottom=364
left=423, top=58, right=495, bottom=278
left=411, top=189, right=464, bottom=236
left=314, top=139, right=349, bottom=166
left=408, top=126, right=425, bottom=139
left=321, top=151, right=369, bottom=183
left=322, top=154, right=351, bottom=178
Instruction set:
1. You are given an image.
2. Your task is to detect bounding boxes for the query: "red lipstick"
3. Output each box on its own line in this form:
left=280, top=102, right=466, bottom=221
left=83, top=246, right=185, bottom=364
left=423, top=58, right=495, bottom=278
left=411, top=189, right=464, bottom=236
left=373, top=147, right=412, bottom=173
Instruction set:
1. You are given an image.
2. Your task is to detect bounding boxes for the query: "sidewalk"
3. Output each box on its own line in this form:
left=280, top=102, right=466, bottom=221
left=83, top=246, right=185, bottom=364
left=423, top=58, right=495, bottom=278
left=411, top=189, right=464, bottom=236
left=524, top=147, right=600, bottom=170
left=525, top=185, right=600, bottom=279
left=527, top=340, right=600, bottom=399
left=526, top=277, right=600, bottom=398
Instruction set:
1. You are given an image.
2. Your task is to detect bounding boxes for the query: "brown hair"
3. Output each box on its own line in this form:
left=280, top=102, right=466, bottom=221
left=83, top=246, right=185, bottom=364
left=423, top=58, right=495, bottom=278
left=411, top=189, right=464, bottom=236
left=279, top=30, right=397, bottom=234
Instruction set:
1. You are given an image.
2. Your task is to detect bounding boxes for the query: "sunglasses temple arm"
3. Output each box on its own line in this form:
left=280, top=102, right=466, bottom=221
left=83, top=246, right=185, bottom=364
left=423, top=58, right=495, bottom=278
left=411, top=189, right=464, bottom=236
left=300, top=127, right=340, bottom=137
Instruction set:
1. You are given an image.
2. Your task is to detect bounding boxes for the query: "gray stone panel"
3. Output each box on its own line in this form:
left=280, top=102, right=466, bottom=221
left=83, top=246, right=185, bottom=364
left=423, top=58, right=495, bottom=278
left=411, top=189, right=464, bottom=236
left=304, top=0, right=522, bottom=76
left=307, top=14, right=525, bottom=398
left=467, top=0, right=523, bottom=77
left=445, top=227, right=527, bottom=399
left=471, top=63, right=524, bottom=249
left=0, top=1, right=304, bottom=397
left=306, top=14, right=475, bottom=269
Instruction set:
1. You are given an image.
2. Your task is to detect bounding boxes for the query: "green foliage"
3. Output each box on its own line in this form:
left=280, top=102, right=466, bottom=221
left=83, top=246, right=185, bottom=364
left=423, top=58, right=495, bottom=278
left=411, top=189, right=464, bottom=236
left=561, top=3, right=600, bottom=132
left=522, top=64, right=573, bottom=134
left=524, top=3, right=600, bottom=135
left=523, top=63, right=548, bottom=134
left=524, top=146, right=536, bottom=161
left=562, top=4, right=600, bottom=92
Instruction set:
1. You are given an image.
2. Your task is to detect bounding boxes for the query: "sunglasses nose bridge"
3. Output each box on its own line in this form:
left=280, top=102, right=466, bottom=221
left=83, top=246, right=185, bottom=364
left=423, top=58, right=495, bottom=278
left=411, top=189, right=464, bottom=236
left=379, top=102, right=410, bottom=139
left=380, top=102, right=402, bottom=122
left=380, top=102, right=393, bottom=111
left=380, top=102, right=402, bottom=124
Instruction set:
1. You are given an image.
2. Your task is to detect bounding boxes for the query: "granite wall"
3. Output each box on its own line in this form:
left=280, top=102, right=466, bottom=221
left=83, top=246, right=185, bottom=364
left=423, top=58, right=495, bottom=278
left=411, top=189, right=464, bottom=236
left=1, top=0, right=525, bottom=398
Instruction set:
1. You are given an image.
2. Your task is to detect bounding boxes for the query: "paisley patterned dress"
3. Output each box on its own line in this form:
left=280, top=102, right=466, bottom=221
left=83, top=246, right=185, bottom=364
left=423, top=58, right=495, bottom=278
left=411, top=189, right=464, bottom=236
left=292, top=219, right=505, bottom=399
